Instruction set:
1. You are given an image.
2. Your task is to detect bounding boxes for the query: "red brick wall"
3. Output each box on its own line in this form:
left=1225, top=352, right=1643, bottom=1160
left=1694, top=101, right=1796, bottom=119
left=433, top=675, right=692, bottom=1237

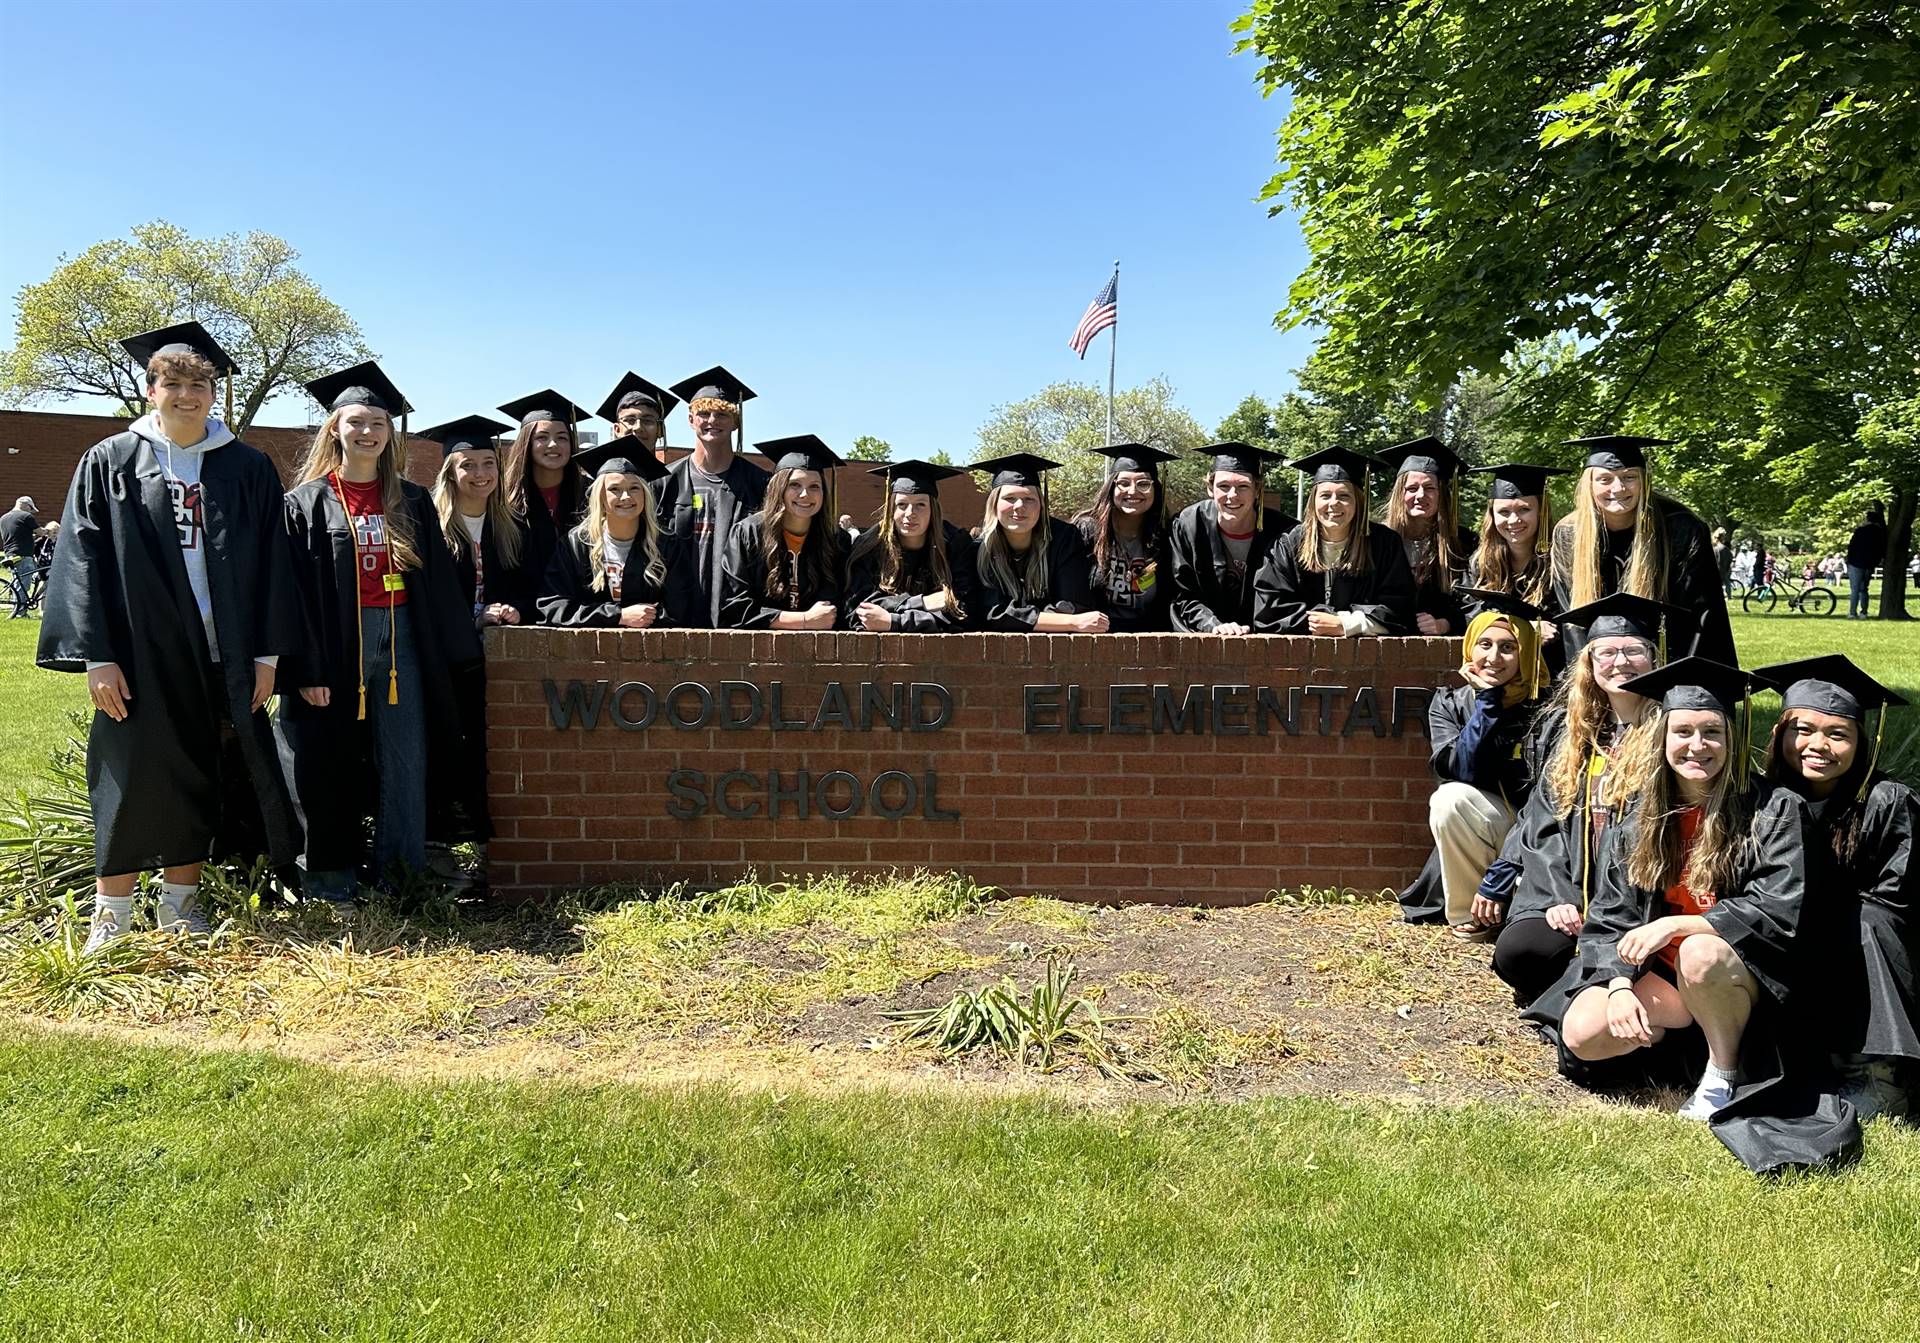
left=483, top=629, right=1458, bottom=906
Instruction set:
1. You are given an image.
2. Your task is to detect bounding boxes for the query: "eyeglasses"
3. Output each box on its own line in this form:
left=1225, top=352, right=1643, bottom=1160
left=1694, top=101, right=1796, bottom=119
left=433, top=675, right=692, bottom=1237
left=1590, top=645, right=1652, bottom=664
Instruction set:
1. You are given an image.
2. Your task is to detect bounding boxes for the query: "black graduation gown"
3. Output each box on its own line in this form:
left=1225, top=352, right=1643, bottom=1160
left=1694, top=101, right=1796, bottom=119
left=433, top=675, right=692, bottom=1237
left=1075, top=517, right=1172, bottom=632
left=653, top=454, right=771, bottom=628
left=537, top=526, right=702, bottom=628
left=841, top=523, right=978, bottom=632
left=1395, top=684, right=1544, bottom=922
left=1395, top=523, right=1478, bottom=633
left=274, top=479, right=482, bottom=873
left=1250, top=524, right=1417, bottom=635
left=973, top=517, right=1096, bottom=632
left=35, top=429, right=305, bottom=877
left=448, top=512, right=537, bottom=625
left=1550, top=497, right=1735, bottom=664
left=1167, top=502, right=1293, bottom=632
left=517, top=471, right=587, bottom=612
left=718, top=513, right=844, bottom=630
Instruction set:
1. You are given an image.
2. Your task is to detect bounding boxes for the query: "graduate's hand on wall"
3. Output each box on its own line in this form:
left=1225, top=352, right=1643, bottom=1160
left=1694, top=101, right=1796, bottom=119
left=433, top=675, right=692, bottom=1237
left=251, top=661, right=275, bottom=713
left=1617, top=918, right=1678, bottom=966
left=483, top=603, right=521, bottom=626
left=1416, top=613, right=1450, bottom=636
left=854, top=602, right=893, bottom=631
left=1306, top=611, right=1345, bottom=637
left=1072, top=611, right=1111, bottom=633
left=299, top=687, right=332, bottom=708
left=1544, top=903, right=1583, bottom=936
left=87, top=663, right=130, bottom=721
left=1214, top=622, right=1250, bottom=636
left=1606, top=984, right=1654, bottom=1044
left=802, top=601, right=839, bottom=629
left=923, top=591, right=950, bottom=614
left=618, top=604, right=658, bottom=629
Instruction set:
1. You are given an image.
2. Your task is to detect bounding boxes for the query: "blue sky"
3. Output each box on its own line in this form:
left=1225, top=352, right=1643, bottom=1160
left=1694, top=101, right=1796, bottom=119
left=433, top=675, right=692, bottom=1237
left=0, top=0, right=1309, bottom=450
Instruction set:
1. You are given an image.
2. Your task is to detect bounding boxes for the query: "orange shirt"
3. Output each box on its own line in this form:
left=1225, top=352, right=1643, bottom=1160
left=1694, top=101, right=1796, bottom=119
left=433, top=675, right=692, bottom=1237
left=1658, top=806, right=1715, bottom=967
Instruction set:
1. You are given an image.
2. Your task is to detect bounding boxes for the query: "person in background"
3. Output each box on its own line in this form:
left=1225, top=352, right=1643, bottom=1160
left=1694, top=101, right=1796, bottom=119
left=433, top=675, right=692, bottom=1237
left=1168, top=443, right=1292, bottom=636
left=540, top=442, right=698, bottom=628
left=967, top=453, right=1104, bottom=632
left=2, top=495, right=38, bottom=617
left=1712, top=527, right=1733, bottom=595
left=1378, top=437, right=1476, bottom=636
left=844, top=459, right=976, bottom=632
left=595, top=372, right=676, bottom=458
left=1253, top=447, right=1415, bottom=636
left=39, top=321, right=303, bottom=949
left=654, top=366, right=768, bottom=627
left=1077, top=444, right=1177, bottom=633
left=1846, top=503, right=1887, bottom=620
left=720, top=435, right=845, bottom=629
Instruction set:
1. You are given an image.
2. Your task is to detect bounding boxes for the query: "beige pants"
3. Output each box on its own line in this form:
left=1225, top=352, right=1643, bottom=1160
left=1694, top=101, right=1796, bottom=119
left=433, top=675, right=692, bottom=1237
left=1430, top=781, right=1518, bottom=924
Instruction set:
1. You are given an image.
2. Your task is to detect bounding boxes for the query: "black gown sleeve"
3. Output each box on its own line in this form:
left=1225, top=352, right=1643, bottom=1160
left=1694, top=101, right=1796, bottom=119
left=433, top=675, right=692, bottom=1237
left=1856, top=780, right=1918, bottom=915
left=1050, top=518, right=1095, bottom=613
left=1349, top=528, right=1417, bottom=634
left=538, top=530, right=623, bottom=628
left=1168, top=506, right=1220, bottom=633
left=276, top=489, right=328, bottom=693
left=35, top=444, right=124, bottom=671
left=411, top=491, right=482, bottom=672
left=719, top=516, right=779, bottom=630
left=1251, top=527, right=1311, bottom=634
left=1701, top=785, right=1811, bottom=1005
left=1667, top=507, right=1737, bottom=664
left=1573, top=808, right=1661, bottom=988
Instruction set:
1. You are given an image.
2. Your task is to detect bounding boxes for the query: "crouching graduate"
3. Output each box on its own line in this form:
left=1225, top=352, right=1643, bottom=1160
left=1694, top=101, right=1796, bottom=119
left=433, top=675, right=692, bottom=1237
left=1168, top=442, right=1292, bottom=636
left=276, top=364, right=481, bottom=906
left=1253, top=447, right=1415, bottom=636
left=1076, top=444, right=1177, bottom=632
left=1524, top=659, right=1813, bottom=1129
left=539, top=441, right=698, bottom=628
left=966, top=453, right=1104, bottom=632
left=38, top=322, right=304, bottom=948
left=844, top=459, right=977, bottom=631
left=720, top=435, right=845, bottom=629
left=1754, top=656, right=1918, bottom=1122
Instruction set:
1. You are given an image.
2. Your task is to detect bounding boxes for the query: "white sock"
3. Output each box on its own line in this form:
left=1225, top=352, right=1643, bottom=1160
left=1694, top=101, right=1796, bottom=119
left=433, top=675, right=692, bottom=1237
left=95, top=894, right=133, bottom=924
left=1703, top=1062, right=1738, bottom=1086
left=157, top=880, right=199, bottom=909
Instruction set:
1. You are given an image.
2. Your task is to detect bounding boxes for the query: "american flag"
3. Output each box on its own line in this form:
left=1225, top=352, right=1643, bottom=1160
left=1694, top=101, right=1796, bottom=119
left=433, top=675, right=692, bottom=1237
left=1068, top=273, right=1117, bottom=358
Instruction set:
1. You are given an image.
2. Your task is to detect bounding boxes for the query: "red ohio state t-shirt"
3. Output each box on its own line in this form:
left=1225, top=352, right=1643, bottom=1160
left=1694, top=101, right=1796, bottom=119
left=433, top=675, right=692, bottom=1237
left=336, top=475, right=408, bottom=609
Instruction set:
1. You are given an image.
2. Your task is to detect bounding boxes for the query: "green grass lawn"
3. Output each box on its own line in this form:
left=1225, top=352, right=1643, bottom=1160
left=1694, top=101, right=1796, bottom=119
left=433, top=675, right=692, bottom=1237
left=3, top=1025, right=1917, bottom=1343
left=0, top=617, right=87, bottom=788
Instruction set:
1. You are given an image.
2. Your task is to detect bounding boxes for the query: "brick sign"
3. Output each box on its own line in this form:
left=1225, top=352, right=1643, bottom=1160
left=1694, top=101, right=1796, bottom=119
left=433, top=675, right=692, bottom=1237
left=483, top=628, right=1459, bottom=904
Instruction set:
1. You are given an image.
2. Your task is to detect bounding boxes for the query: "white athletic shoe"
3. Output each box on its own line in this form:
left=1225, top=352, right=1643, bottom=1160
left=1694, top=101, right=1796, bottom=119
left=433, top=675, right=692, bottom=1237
left=1838, top=1059, right=1910, bottom=1123
left=1677, top=1073, right=1736, bottom=1122
left=82, top=908, right=127, bottom=955
left=155, top=894, right=212, bottom=936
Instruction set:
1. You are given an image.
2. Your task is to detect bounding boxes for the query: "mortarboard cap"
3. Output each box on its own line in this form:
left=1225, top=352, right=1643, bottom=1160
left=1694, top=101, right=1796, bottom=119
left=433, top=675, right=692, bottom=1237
left=757, top=434, right=844, bottom=474
left=1565, top=435, right=1673, bottom=472
left=498, top=389, right=592, bottom=427
left=1288, top=446, right=1379, bottom=486
left=1616, top=657, right=1754, bottom=718
left=1556, top=592, right=1687, bottom=647
left=874, top=458, right=962, bottom=495
left=417, top=413, right=511, bottom=457
left=596, top=372, right=678, bottom=424
left=119, top=320, right=239, bottom=377
left=1204, top=441, right=1286, bottom=477
left=670, top=366, right=756, bottom=409
left=1751, top=655, right=1909, bottom=721
left=1092, top=443, right=1179, bottom=476
left=1453, top=587, right=1549, bottom=623
left=1378, top=436, right=1463, bottom=482
left=968, top=452, right=1062, bottom=490
left=305, top=361, right=413, bottom=416
left=1468, top=462, right=1571, bottom=500
left=572, top=438, right=670, bottom=484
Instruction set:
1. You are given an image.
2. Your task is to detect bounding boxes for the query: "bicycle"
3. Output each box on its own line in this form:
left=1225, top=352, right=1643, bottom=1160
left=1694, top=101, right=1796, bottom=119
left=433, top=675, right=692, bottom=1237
left=1741, top=573, right=1836, bottom=616
left=2, top=555, right=49, bottom=619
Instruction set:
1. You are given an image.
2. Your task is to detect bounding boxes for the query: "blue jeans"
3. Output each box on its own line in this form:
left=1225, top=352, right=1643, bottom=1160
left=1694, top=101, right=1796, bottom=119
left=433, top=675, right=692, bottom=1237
left=6, top=553, right=36, bottom=615
left=301, top=604, right=427, bottom=899
left=1848, top=564, right=1872, bottom=617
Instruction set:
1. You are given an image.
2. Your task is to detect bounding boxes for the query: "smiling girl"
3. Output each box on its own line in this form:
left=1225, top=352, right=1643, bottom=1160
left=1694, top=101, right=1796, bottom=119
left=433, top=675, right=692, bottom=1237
left=720, top=436, right=846, bottom=630
left=844, top=459, right=976, bottom=632
left=1253, top=447, right=1415, bottom=635
left=968, top=453, right=1104, bottom=633
left=1076, top=444, right=1177, bottom=632
left=540, top=442, right=697, bottom=628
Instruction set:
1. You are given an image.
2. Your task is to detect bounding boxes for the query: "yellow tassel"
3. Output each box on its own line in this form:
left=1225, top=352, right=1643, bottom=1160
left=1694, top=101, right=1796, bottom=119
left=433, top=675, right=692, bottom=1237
left=387, top=604, right=398, bottom=705
left=357, top=683, right=366, bottom=721
left=388, top=668, right=398, bottom=706
left=225, top=374, right=234, bottom=427
left=1860, top=708, right=1886, bottom=802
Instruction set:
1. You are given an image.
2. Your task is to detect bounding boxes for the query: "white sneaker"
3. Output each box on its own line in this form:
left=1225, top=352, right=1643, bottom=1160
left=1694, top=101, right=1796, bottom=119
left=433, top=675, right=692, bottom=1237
left=1677, top=1073, right=1736, bottom=1122
left=82, top=907, right=126, bottom=955
left=1839, top=1060, right=1910, bottom=1123
left=155, top=894, right=212, bottom=936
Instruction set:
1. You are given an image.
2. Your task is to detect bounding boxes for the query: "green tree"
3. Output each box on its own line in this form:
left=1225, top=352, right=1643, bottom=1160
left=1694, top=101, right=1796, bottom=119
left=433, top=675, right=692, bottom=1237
left=927, top=449, right=956, bottom=467
left=846, top=435, right=892, bottom=462
left=0, top=221, right=369, bottom=432
left=974, top=376, right=1210, bottom=515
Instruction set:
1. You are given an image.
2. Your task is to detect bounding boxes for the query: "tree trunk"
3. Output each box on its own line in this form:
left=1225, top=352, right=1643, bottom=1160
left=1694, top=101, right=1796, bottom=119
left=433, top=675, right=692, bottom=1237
left=1880, top=484, right=1915, bottom=620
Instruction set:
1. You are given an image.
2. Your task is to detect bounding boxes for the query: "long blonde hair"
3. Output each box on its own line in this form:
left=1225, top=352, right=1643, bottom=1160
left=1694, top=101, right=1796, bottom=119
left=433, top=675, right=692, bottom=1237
left=1299, top=481, right=1372, bottom=574
left=1612, top=707, right=1752, bottom=895
left=579, top=471, right=666, bottom=593
left=297, top=406, right=422, bottom=572
left=433, top=448, right=523, bottom=569
left=1542, top=644, right=1658, bottom=818
left=1381, top=471, right=1460, bottom=592
left=1472, top=493, right=1554, bottom=604
left=1557, top=468, right=1666, bottom=607
left=976, top=484, right=1053, bottom=598
left=849, top=491, right=962, bottom=617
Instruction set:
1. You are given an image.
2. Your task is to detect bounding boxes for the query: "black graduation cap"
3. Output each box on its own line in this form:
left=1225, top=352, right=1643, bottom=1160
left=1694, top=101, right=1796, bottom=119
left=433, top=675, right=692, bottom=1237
left=1751, top=655, right=1909, bottom=720
left=873, top=459, right=962, bottom=495
left=498, top=389, right=592, bottom=427
left=1092, top=443, right=1179, bottom=477
left=417, top=413, right=511, bottom=457
left=1564, top=435, right=1673, bottom=471
left=757, top=434, right=844, bottom=474
left=118, top=320, right=239, bottom=376
left=669, top=365, right=756, bottom=409
left=1287, top=446, right=1378, bottom=486
left=573, top=438, right=670, bottom=484
left=305, top=361, right=414, bottom=416
left=968, top=452, right=1062, bottom=490
left=1453, top=587, right=1549, bottom=623
left=596, top=372, right=678, bottom=424
left=1204, top=441, right=1286, bottom=477
left=1556, top=591, right=1687, bottom=648
left=1468, top=462, right=1572, bottom=500
left=1617, top=657, right=1754, bottom=718
left=1377, top=436, right=1463, bottom=482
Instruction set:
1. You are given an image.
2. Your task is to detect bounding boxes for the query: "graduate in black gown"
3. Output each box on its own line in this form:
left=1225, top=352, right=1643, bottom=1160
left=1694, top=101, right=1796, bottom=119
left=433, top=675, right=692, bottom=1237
left=277, top=363, right=481, bottom=905
left=1377, top=437, right=1478, bottom=637
left=720, top=435, right=846, bottom=630
left=1252, top=447, right=1415, bottom=636
left=596, top=371, right=677, bottom=458
left=1168, top=442, right=1293, bottom=635
left=38, top=321, right=304, bottom=948
left=1075, top=444, right=1176, bottom=633
left=1753, top=655, right=1918, bottom=1122
left=654, top=366, right=770, bottom=627
left=1550, top=435, right=1735, bottom=665
left=539, top=442, right=700, bottom=628
left=966, top=453, right=1103, bottom=632
left=498, top=389, right=593, bottom=598
left=843, top=459, right=977, bottom=632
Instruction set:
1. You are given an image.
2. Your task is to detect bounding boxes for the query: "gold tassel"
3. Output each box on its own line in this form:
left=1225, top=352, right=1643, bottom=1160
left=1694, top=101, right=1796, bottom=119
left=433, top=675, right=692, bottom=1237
left=1860, top=707, right=1886, bottom=801
left=357, top=683, right=367, bottom=721
left=387, top=602, right=398, bottom=705
left=225, top=374, right=234, bottom=428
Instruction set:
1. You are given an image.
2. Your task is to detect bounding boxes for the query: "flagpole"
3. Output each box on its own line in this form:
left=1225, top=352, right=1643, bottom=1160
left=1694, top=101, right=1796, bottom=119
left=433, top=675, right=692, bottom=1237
left=1105, top=259, right=1118, bottom=447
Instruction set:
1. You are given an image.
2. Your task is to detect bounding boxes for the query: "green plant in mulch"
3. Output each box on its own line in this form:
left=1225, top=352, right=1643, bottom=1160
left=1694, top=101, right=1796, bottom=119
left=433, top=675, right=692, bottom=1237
left=1269, top=884, right=1394, bottom=906
left=0, top=896, right=211, bottom=1016
left=884, top=956, right=1158, bottom=1081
